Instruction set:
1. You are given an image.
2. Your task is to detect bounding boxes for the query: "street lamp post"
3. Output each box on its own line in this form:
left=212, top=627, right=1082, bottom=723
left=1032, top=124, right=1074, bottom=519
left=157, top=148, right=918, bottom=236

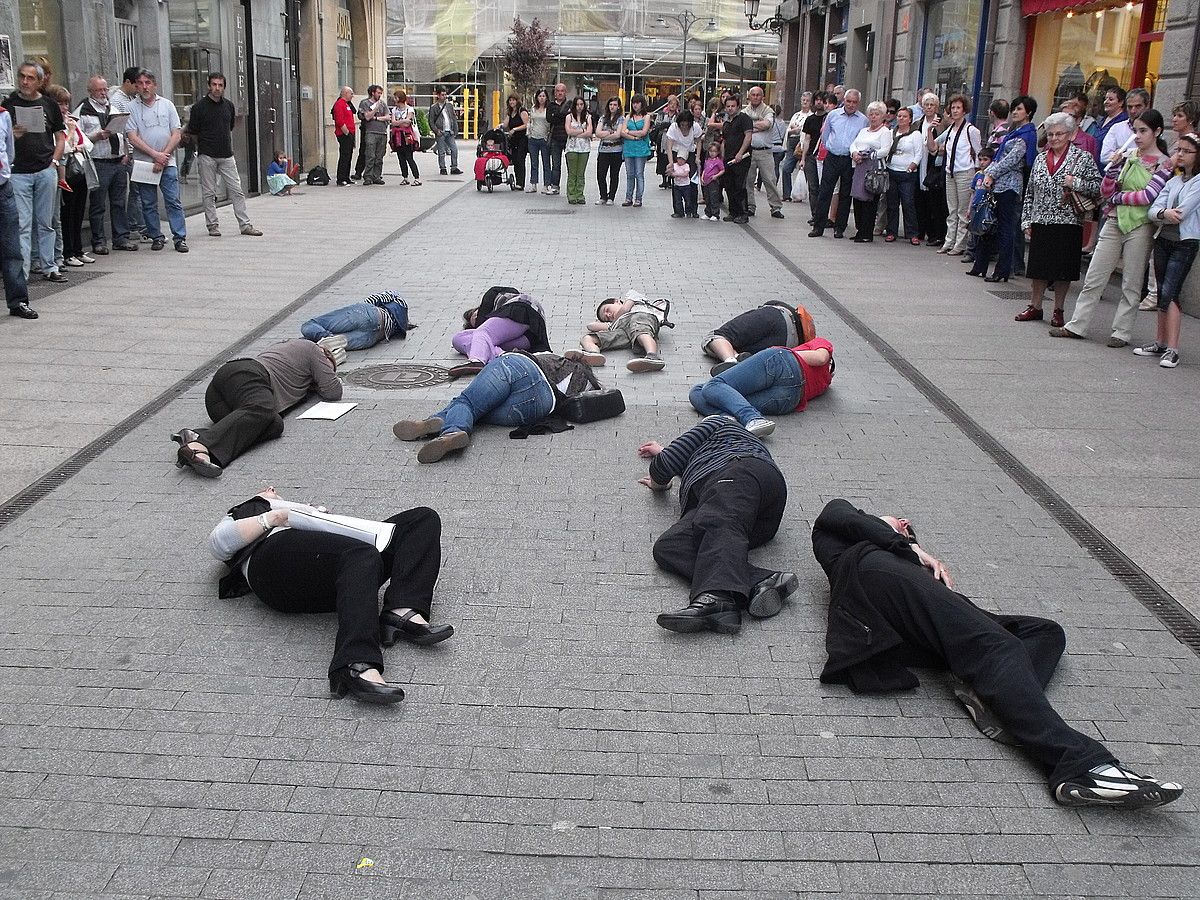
left=744, top=0, right=785, bottom=35
left=655, top=11, right=715, bottom=98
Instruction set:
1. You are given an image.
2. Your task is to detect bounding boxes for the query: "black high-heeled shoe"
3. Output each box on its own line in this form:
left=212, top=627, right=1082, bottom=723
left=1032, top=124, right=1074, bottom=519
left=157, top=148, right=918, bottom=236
left=329, top=662, right=405, bottom=704
left=380, top=609, right=455, bottom=647
left=966, top=269, right=985, bottom=277
left=984, top=274, right=1009, bottom=283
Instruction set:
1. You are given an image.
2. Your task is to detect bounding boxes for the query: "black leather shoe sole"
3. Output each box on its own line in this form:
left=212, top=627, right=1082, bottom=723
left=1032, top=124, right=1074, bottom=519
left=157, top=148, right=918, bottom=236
left=748, top=572, right=799, bottom=618
left=656, top=608, right=741, bottom=634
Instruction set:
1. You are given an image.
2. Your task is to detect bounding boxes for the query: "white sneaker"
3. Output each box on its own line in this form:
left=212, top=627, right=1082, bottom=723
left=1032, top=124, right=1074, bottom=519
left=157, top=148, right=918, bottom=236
left=745, top=418, right=776, bottom=437
left=526, top=184, right=537, bottom=193
left=1160, top=349, right=1180, bottom=368
left=594, top=198, right=606, bottom=205
left=64, top=256, right=85, bottom=267
left=708, top=216, right=719, bottom=222
left=79, top=252, right=97, bottom=264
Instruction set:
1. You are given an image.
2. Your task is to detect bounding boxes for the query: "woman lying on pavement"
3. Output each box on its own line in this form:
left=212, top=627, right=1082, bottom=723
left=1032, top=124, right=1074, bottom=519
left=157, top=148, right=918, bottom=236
left=208, top=487, right=454, bottom=705
left=689, top=335, right=834, bottom=437
left=299, top=290, right=410, bottom=351
left=701, top=302, right=817, bottom=376
left=449, top=286, right=551, bottom=378
left=392, top=351, right=603, bottom=463
left=811, top=498, right=1183, bottom=809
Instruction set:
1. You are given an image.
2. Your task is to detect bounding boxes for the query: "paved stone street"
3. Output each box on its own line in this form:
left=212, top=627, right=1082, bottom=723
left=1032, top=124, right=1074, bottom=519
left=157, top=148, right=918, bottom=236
left=0, top=153, right=1197, bottom=898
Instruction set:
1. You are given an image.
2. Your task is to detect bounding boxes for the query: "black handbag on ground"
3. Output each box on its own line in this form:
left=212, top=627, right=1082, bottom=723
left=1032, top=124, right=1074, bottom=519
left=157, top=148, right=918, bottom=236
left=560, top=388, right=626, bottom=423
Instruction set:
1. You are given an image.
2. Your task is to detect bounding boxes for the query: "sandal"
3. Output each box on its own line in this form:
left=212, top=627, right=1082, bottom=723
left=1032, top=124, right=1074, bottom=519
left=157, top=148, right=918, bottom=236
left=176, top=442, right=222, bottom=478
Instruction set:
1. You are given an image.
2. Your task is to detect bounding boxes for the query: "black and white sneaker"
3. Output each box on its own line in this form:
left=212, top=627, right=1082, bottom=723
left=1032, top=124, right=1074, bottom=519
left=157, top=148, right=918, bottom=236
left=1055, top=764, right=1183, bottom=809
left=951, top=678, right=1019, bottom=746
left=1159, top=349, right=1180, bottom=368
left=748, top=571, right=799, bottom=618
left=1133, top=341, right=1167, bottom=357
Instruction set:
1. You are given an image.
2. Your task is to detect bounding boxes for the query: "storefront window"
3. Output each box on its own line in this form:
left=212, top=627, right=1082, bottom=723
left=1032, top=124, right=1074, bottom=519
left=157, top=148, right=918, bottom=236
left=1027, top=4, right=1142, bottom=117
left=921, top=0, right=983, bottom=103
left=169, top=0, right=228, bottom=207
left=337, top=0, right=355, bottom=89
left=17, top=0, right=66, bottom=82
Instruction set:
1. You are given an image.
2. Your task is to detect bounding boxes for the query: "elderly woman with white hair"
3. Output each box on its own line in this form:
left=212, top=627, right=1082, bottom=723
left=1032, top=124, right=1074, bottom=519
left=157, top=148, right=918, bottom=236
left=848, top=100, right=894, bottom=242
left=1015, top=110, right=1102, bottom=326
left=916, top=93, right=949, bottom=246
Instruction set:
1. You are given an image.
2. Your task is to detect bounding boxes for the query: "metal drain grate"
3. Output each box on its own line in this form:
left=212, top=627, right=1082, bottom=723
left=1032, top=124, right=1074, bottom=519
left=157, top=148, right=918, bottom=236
left=988, top=290, right=1029, bottom=301
left=525, top=209, right=577, bottom=215
left=342, top=363, right=450, bottom=390
left=28, top=269, right=111, bottom=300
left=0, top=182, right=473, bottom=531
left=748, top=228, right=1200, bottom=658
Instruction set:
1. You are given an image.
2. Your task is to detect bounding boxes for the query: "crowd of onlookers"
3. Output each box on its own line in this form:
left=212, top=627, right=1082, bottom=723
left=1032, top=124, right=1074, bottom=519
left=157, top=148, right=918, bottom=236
left=1, top=58, right=267, bottom=321
left=455, top=79, right=1197, bottom=369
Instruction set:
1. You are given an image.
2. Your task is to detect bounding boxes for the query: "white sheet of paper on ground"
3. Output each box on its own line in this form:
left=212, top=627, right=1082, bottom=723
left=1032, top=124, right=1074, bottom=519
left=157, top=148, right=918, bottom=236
left=296, top=401, right=356, bottom=420
left=285, top=510, right=395, bottom=552
left=130, top=159, right=162, bottom=184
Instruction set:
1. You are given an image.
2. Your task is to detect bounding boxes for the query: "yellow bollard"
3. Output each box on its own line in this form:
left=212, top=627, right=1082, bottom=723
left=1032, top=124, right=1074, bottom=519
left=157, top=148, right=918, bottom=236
left=492, top=90, right=501, bottom=129
left=619, top=87, right=627, bottom=109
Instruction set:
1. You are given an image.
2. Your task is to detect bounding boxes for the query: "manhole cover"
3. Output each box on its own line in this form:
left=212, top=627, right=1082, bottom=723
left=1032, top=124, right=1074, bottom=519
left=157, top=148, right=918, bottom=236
left=525, top=209, right=577, bottom=215
left=342, top=363, right=450, bottom=390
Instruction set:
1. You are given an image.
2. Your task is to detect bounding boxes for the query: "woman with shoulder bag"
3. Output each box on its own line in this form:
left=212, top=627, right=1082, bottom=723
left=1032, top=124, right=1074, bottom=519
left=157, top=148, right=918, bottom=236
left=885, top=107, right=924, bottom=244
left=1015, top=112, right=1102, bottom=326
left=848, top=101, right=893, bottom=242
left=389, top=90, right=421, bottom=185
left=1052, top=109, right=1172, bottom=346
left=931, top=93, right=983, bottom=255
left=916, top=93, right=949, bottom=246
left=48, top=85, right=96, bottom=267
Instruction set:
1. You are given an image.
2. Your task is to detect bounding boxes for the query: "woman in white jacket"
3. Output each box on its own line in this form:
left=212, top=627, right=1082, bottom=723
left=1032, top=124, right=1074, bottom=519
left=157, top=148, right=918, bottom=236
left=1142, top=133, right=1200, bottom=368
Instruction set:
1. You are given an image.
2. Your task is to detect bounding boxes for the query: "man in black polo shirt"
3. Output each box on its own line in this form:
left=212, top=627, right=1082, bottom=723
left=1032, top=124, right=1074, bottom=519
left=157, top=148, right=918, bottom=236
left=799, top=91, right=828, bottom=216
left=187, top=73, right=262, bottom=238
left=3, top=60, right=66, bottom=283
left=720, top=93, right=753, bottom=224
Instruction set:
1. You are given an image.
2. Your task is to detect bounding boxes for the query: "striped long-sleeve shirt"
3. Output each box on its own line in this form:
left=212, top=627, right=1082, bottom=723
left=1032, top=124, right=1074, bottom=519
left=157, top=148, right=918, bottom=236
left=649, top=415, right=776, bottom=508
left=1101, top=153, right=1173, bottom=220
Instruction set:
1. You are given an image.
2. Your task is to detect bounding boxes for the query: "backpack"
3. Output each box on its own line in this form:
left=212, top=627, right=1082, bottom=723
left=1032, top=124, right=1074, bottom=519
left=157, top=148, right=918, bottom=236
left=306, top=166, right=330, bottom=186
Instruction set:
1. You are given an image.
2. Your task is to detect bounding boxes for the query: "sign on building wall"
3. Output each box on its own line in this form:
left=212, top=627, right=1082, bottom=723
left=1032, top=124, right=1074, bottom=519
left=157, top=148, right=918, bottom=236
left=234, top=8, right=248, bottom=108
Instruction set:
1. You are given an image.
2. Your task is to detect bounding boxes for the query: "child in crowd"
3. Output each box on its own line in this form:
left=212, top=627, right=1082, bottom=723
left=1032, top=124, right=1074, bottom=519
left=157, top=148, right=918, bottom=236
left=701, top=142, right=726, bottom=222
left=963, top=145, right=996, bottom=269
left=670, top=157, right=697, bottom=219
left=266, top=151, right=298, bottom=196
left=569, top=290, right=671, bottom=373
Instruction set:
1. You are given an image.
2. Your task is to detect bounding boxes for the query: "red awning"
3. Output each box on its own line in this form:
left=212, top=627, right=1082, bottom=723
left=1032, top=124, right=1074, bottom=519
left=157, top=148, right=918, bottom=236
left=1022, top=0, right=1127, bottom=14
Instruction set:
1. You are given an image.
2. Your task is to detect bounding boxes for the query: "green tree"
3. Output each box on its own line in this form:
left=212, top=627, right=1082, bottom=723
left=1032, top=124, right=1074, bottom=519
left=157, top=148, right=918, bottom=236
left=503, top=17, right=555, bottom=103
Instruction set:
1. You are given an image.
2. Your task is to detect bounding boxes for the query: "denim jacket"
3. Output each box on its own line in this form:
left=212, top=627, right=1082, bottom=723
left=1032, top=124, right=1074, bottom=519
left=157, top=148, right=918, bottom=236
left=1148, top=173, right=1200, bottom=240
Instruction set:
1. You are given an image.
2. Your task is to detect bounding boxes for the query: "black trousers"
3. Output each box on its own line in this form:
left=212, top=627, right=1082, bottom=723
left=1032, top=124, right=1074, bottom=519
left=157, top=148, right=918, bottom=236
left=595, top=152, right=622, bottom=201
left=804, top=153, right=821, bottom=209
left=196, top=359, right=283, bottom=468
left=247, top=507, right=442, bottom=675
left=509, top=138, right=527, bottom=188
left=859, top=566, right=1114, bottom=787
left=916, top=176, right=948, bottom=243
left=353, top=132, right=367, bottom=179
left=812, top=153, right=853, bottom=234
left=394, top=146, right=420, bottom=179
left=60, top=172, right=89, bottom=259
left=852, top=197, right=878, bottom=238
left=652, top=457, right=787, bottom=601
left=713, top=306, right=791, bottom=356
left=336, top=133, right=355, bottom=184
left=721, top=158, right=751, bottom=218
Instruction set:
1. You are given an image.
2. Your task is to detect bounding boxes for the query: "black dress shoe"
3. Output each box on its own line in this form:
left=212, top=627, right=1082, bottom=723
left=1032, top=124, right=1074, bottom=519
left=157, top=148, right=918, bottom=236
left=176, top=443, right=222, bottom=478
left=656, top=592, right=742, bottom=634
left=447, top=361, right=485, bottom=379
left=8, top=302, right=38, bottom=319
left=833, top=231, right=845, bottom=239
left=966, top=269, right=985, bottom=277
left=380, top=609, right=455, bottom=647
left=984, top=274, right=1009, bottom=283
left=808, top=229, right=824, bottom=238
left=329, top=662, right=405, bottom=704
left=450, top=167, right=463, bottom=175
left=748, top=572, right=799, bottom=619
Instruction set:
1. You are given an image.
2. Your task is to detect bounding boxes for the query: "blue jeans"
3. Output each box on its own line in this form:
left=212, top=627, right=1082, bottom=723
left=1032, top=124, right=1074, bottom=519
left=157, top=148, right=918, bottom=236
left=10, top=167, right=59, bottom=277
left=0, top=180, right=29, bottom=307
left=89, top=158, right=130, bottom=246
left=528, top=138, right=549, bottom=185
left=435, top=354, right=555, bottom=435
left=434, top=131, right=458, bottom=170
left=548, top=140, right=566, bottom=187
left=301, top=302, right=385, bottom=350
left=780, top=150, right=800, bottom=199
left=624, top=155, right=648, bottom=201
left=1153, top=236, right=1200, bottom=309
left=124, top=160, right=148, bottom=236
left=135, top=165, right=186, bottom=242
left=885, top=169, right=919, bottom=239
left=688, top=348, right=804, bottom=425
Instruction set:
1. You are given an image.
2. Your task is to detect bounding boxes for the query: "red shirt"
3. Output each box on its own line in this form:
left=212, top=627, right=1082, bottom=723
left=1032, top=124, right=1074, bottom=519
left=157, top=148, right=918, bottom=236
left=788, top=338, right=834, bottom=411
left=332, top=97, right=356, bottom=134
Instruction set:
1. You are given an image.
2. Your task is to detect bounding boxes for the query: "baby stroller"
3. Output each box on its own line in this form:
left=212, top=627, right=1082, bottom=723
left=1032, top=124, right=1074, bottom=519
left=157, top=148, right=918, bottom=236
left=474, top=126, right=515, bottom=192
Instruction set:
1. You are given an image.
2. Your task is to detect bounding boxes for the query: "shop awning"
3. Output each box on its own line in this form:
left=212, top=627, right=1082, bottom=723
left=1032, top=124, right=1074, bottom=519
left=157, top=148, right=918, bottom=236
left=1021, top=0, right=1126, bottom=15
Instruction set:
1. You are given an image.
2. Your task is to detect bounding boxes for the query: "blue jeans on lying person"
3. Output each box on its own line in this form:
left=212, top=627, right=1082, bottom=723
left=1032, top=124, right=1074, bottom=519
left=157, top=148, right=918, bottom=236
left=300, top=302, right=385, bottom=350
left=435, top=353, right=555, bottom=435
left=688, top=347, right=804, bottom=426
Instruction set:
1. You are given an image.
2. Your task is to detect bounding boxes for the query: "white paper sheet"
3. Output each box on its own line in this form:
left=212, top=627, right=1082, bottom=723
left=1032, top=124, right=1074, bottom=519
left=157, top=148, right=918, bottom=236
left=130, top=159, right=162, bottom=185
left=13, top=105, right=44, bottom=133
left=295, top=401, right=356, bottom=420
left=105, top=113, right=130, bottom=135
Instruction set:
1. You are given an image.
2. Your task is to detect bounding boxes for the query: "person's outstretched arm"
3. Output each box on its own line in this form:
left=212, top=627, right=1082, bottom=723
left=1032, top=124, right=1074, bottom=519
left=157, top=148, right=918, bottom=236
left=643, top=416, right=724, bottom=488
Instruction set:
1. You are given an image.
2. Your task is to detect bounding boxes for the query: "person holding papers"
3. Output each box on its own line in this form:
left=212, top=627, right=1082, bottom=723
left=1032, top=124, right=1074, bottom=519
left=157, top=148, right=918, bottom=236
left=173, top=339, right=344, bottom=478
left=208, top=487, right=453, bottom=705
left=125, top=68, right=188, bottom=252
